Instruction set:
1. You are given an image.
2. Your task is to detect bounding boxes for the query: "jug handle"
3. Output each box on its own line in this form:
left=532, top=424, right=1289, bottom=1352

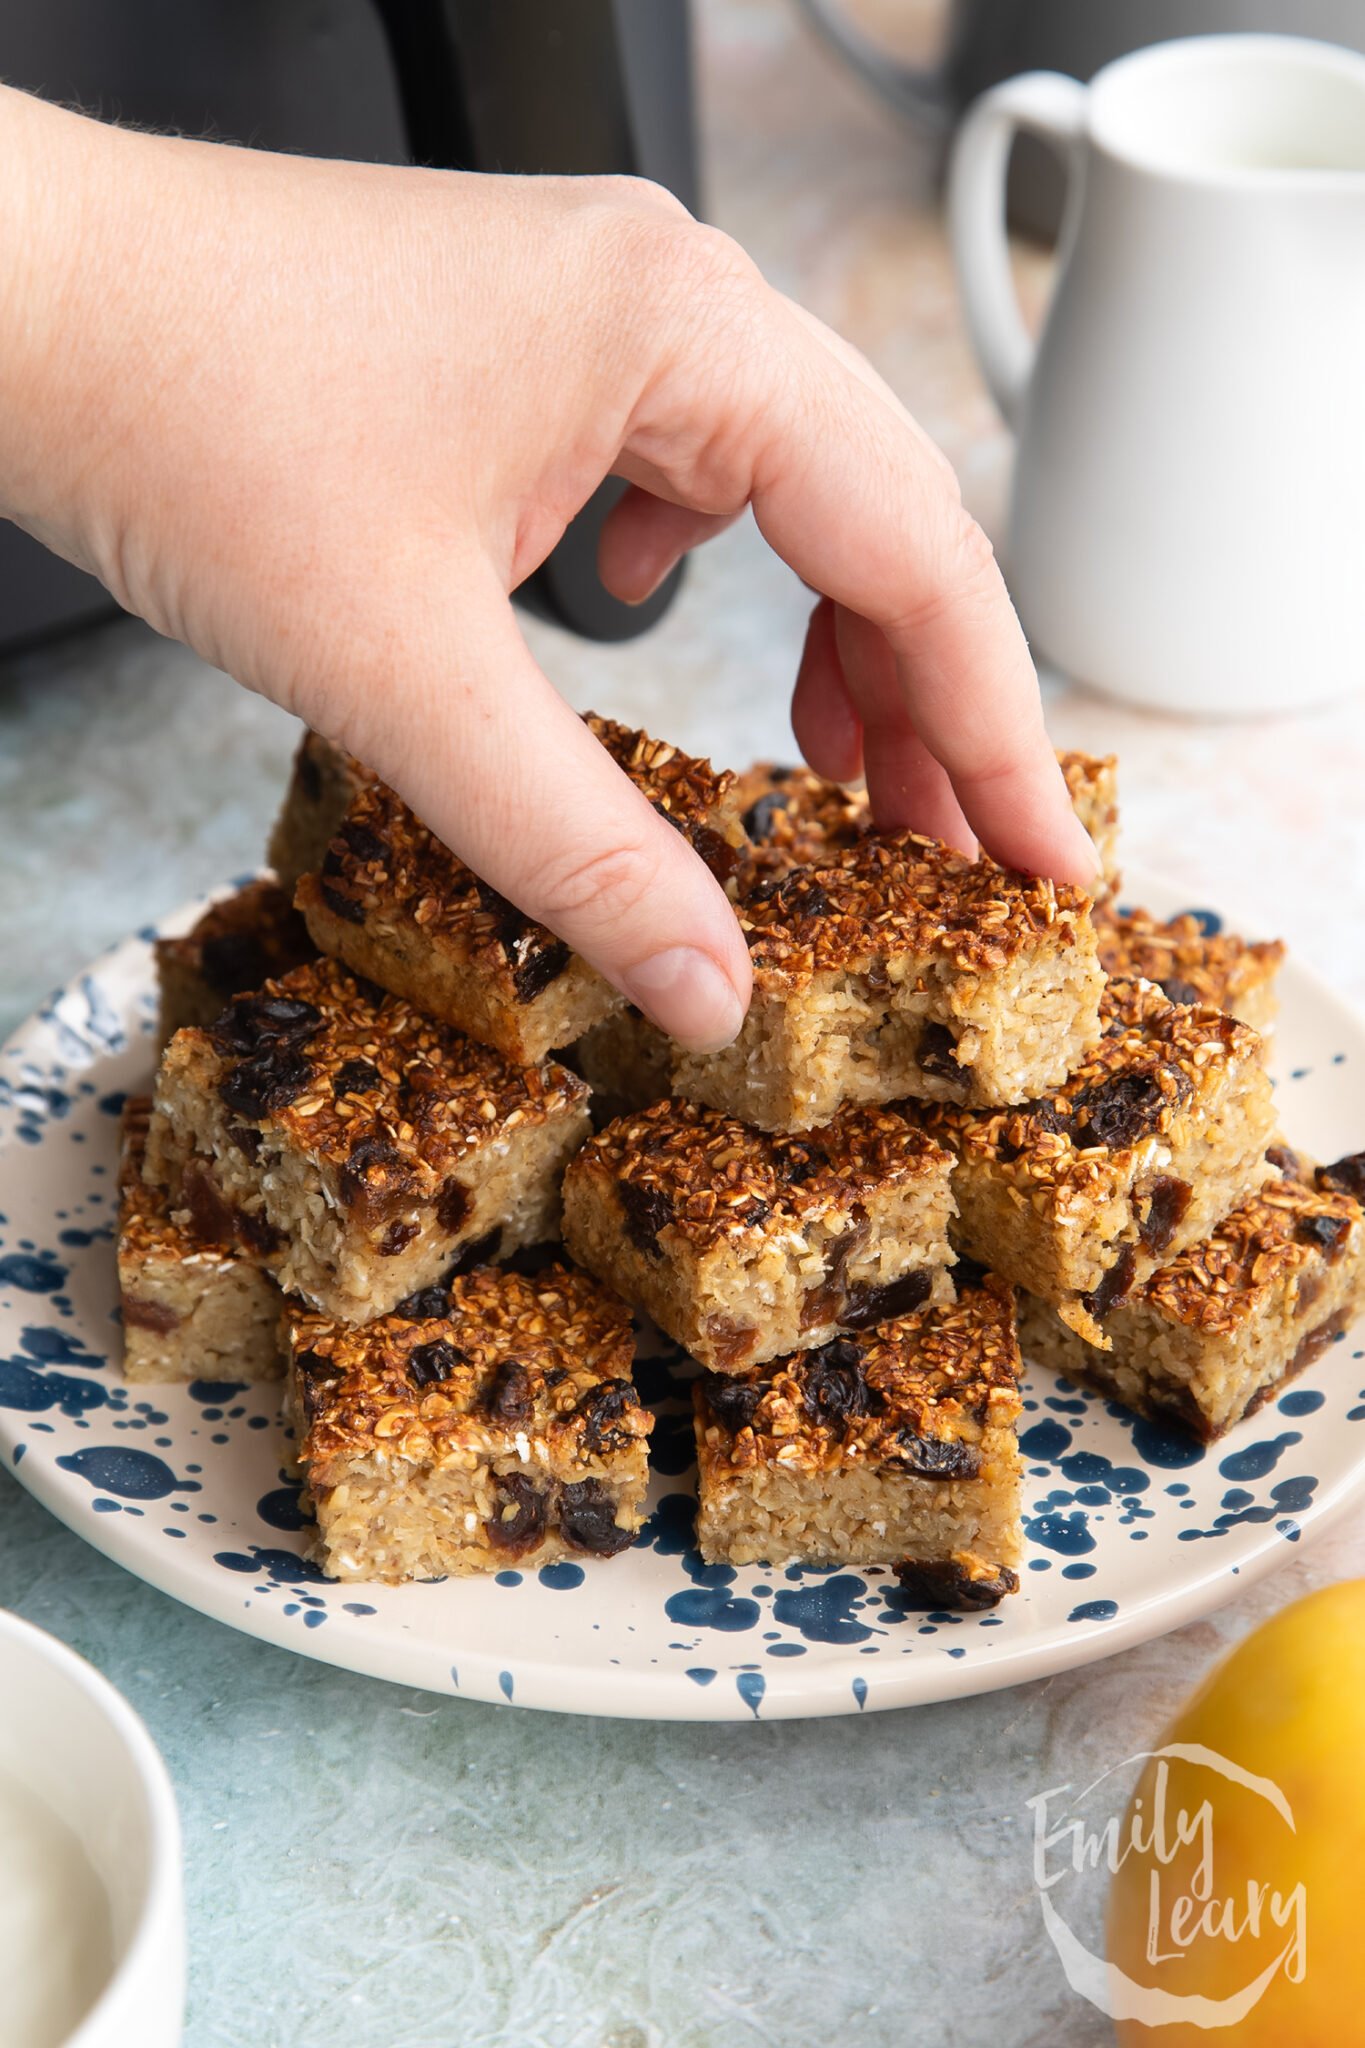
left=947, top=71, right=1087, bottom=431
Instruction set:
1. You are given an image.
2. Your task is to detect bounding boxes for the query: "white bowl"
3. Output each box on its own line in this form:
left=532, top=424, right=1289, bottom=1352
left=0, top=1610, right=184, bottom=2048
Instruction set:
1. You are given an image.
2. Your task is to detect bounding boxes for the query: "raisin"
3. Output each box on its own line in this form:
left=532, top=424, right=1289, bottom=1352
left=338, top=1133, right=413, bottom=1222
left=702, top=1315, right=762, bottom=1369
left=917, top=1022, right=961, bottom=1081
left=842, top=1267, right=932, bottom=1330
left=575, top=1378, right=638, bottom=1454
left=1158, top=976, right=1202, bottom=1008
left=332, top=1058, right=381, bottom=1098
left=379, top=1218, right=418, bottom=1256
left=1139, top=1175, right=1193, bottom=1254
left=511, top=938, right=571, bottom=1005
left=951, top=1254, right=990, bottom=1293
left=801, top=1337, right=879, bottom=1427
left=449, top=1226, right=502, bottom=1274
left=394, top=1282, right=451, bottom=1321
left=1317, top=1151, right=1365, bottom=1201
left=122, top=1297, right=180, bottom=1334
left=1069, top=1069, right=1177, bottom=1150
left=219, top=1047, right=313, bottom=1121
left=893, top=1432, right=981, bottom=1479
left=486, top=1472, right=546, bottom=1554
left=199, top=931, right=272, bottom=1000
left=210, top=993, right=322, bottom=1056
left=701, top=1372, right=764, bottom=1435
left=181, top=1160, right=235, bottom=1241
left=617, top=1176, right=674, bottom=1257
left=559, top=1479, right=636, bottom=1557
left=236, top=1208, right=281, bottom=1256
left=407, top=1339, right=466, bottom=1389
left=296, top=1347, right=343, bottom=1423
left=226, top=1124, right=262, bottom=1160
left=435, top=1177, right=470, bottom=1234
left=1297, top=1212, right=1351, bottom=1259
left=742, top=790, right=792, bottom=840
left=321, top=881, right=366, bottom=924
left=784, top=1140, right=830, bottom=1184
left=1267, top=1143, right=1303, bottom=1178
left=487, top=1360, right=535, bottom=1425
left=339, top=816, right=388, bottom=866
left=788, top=877, right=833, bottom=920
left=321, top=846, right=345, bottom=879
left=688, top=822, right=742, bottom=888
left=1081, top=1245, right=1138, bottom=1322
left=892, top=1559, right=1018, bottom=1610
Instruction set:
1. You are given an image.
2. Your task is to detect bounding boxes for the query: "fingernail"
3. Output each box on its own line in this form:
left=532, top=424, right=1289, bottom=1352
left=619, top=947, right=746, bottom=1052
left=625, top=555, right=680, bottom=607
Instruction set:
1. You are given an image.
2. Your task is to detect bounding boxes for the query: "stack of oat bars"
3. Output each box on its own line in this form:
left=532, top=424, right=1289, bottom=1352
left=118, top=717, right=1365, bottom=1605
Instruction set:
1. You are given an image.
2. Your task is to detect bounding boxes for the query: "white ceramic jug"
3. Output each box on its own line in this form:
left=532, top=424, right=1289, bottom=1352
left=948, top=35, right=1365, bottom=715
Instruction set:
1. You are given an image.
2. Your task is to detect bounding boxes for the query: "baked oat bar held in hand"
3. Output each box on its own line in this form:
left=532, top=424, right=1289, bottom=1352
left=674, top=834, right=1103, bottom=1132
left=563, top=1098, right=956, bottom=1373
left=296, top=715, right=746, bottom=1067
left=118, top=1097, right=284, bottom=1383
left=923, top=979, right=1277, bottom=1349
left=1018, top=1154, right=1365, bottom=1440
left=286, top=1263, right=651, bottom=1580
left=146, top=957, right=590, bottom=1323
left=154, top=877, right=315, bottom=1051
left=693, top=1273, right=1023, bottom=1605
left=267, top=729, right=373, bottom=894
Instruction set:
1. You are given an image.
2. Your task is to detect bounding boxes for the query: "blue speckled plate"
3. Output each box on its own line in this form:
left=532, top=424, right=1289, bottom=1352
left=4, top=872, right=1365, bottom=1721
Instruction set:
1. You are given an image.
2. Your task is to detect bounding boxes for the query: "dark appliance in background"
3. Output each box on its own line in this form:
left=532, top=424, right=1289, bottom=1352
left=0, top=0, right=696, bottom=656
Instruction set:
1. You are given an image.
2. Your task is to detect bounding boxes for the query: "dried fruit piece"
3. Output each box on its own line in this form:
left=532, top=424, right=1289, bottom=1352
left=487, top=1360, right=535, bottom=1425
left=210, top=992, right=322, bottom=1056
left=1296, top=1213, right=1351, bottom=1259
left=486, top=1472, right=546, bottom=1554
left=1139, top=1175, right=1193, bottom=1255
left=841, top=1267, right=933, bottom=1330
left=218, top=1047, right=313, bottom=1121
left=701, top=1371, right=764, bottom=1435
left=801, top=1336, right=879, bottom=1426
left=1318, top=1152, right=1365, bottom=1201
left=407, top=1338, right=466, bottom=1389
left=893, top=1558, right=1018, bottom=1609
left=617, top=1176, right=674, bottom=1257
left=559, top=1478, right=636, bottom=1556
left=1081, top=1244, right=1138, bottom=1322
left=892, top=1432, right=982, bottom=1479
left=1069, top=1068, right=1181, bottom=1150
left=917, top=1022, right=961, bottom=1081
left=332, top=1058, right=381, bottom=1098
left=574, top=1378, right=639, bottom=1454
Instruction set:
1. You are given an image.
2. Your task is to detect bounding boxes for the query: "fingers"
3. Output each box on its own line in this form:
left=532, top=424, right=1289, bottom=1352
left=333, top=575, right=752, bottom=1053
left=625, top=260, right=1099, bottom=887
left=597, top=483, right=741, bottom=604
left=791, top=595, right=863, bottom=784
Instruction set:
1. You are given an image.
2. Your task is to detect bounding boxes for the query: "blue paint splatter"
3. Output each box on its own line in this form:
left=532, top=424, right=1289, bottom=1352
left=736, top=1671, right=765, bottom=1718
left=56, top=1446, right=194, bottom=1499
left=1019, top=1418, right=1072, bottom=1459
left=1219, top=1432, right=1302, bottom=1482
left=0, top=1360, right=111, bottom=1417
left=1024, top=1510, right=1096, bottom=1557
left=188, top=1379, right=248, bottom=1404
left=256, top=1485, right=312, bottom=1532
left=1068, top=1599, right=1119, bottom=1623
left=214, top=1546, right=328, bottom=1584
left=852, top=1676, right=868, bottom=1711
left=498, top=1670, right=514, bottom=1703
left=685, top=1667, right=717, bottom=1687
left=647, top=1410, right=698, bottom=1477
left=303, top=1610, right=327, bottom=1629
left=1278, top=1389, right=1325, bottom=1417
left=343, top=1603, right=376, bottom=1616
left=772, top=1575, right=872, bottom=1645
left=0, top=1252, right=66, bottom=1295
left=97, top=1091, right=128, bottom=1117
left=494, top=1571, right=523, bottom=1588
left=664, top=1588, right=761, bottom=1633
left=1125, top=1416, right=1206, bottom=1469
left=1057, top=1450, right=1148, bottom=1495
left=538, top=1562, right=585, bottom=1591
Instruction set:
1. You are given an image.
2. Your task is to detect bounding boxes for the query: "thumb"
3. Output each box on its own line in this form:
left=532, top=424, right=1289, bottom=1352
left=332, top=590, right=752, bottom=1054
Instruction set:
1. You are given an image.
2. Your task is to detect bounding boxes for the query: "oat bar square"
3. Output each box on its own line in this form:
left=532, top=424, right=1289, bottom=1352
left=1096, top=904, right=1284, bottom=1032
left=924, top=979, right=1277, bottom=1348
left=674, top=834, right=1104, bottom=1132
left=1058, top=750, right=1120, bottom=900
left=296, top=714, right=746, bottom=1067
left=285, top=1263, right=651, bottom=1580
left=693, top=1275, right=1023, bottom=1603
left=1018, top=1159, right=1365, bottom=1439
left=267, top=730, right=373, bottom=894
left=563, top=1098, right=956, bottom=1373
left=118, top=1098, right=284, bottom=1383
left=146, top=957, right=591, bottom=1323
left=154, top=878, right=315, bottom=1051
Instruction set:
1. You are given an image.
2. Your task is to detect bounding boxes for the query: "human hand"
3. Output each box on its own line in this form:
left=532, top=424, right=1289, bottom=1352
left=0, top=87, right=1098, bottom=1050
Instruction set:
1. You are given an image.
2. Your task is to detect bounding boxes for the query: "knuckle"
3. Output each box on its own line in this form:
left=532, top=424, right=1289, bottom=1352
left=531, top=835, right=663, bottom=931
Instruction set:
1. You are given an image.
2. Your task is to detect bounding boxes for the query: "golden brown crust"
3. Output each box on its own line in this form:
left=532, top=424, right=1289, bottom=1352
left=162, top=956, right=588, bottom=1189
left=734, top=763, right=868, bottom=886
left=694, top=1277, right=1021, bottom=1479
left=1139, top=1177, right=1362, bottom=1332
left=155, top=879, right=315, bottom=1004
left=926, top=978, right=1264, bottom=1197
left=572, top=1097, right=951, bottom=1254
left=735, top=833, right=1093, bottom=989
left=287, top=1263, right=646, bottom=1469
left=1096, top=903, right=1284, bottom=1013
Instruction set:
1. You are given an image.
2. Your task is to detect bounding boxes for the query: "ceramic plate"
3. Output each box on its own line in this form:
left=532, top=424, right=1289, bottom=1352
left=3, top=871, right=1364, bottom=1721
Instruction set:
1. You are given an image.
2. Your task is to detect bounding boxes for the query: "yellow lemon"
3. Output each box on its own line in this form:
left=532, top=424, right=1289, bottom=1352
left=1107, top=1580, right=1365, bottom=2043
